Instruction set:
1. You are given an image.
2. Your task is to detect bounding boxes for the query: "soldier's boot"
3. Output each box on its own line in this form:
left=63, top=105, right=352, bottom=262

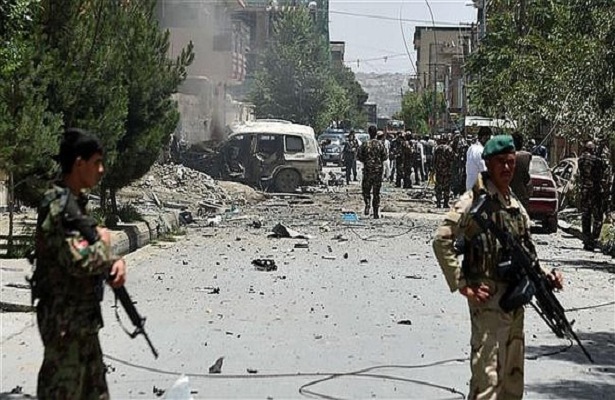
left=373, top=206, right=380, bottom=219
left=364, top=200, right=370, bottom=216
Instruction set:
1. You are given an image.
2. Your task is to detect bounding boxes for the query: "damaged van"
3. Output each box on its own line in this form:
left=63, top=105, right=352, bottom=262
left=217, top=120, right=321, bottom=192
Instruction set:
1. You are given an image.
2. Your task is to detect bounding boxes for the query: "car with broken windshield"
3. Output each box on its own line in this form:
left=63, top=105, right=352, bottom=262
left=213, top=120, right=321, bottom=193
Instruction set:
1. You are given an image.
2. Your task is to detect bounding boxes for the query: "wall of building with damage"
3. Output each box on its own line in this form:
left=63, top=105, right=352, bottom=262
left=157, top=0, right=252, bottom=145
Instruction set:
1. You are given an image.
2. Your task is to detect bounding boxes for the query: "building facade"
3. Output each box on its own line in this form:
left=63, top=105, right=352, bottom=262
left=156, top=0, right=253, bottom=144
left=413, top=26, right=472, bottom=128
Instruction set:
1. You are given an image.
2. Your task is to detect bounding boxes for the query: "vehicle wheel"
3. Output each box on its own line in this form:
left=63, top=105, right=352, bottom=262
left=275, top=169, right=301, bottom=193
left=543, top=216, right=558, bottom=233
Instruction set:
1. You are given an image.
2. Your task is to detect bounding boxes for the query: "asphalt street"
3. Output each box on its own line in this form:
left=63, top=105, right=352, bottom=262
left=1, top=180, right=614, bottom=399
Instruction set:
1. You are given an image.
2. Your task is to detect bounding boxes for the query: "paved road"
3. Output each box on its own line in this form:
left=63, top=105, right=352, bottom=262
left=1, top=189, right=614, bottom=399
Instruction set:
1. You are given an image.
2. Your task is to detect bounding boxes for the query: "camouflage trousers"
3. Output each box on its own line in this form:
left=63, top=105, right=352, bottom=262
left=468, top=304, right=524, bottom=400
left=362, top=172, right=383, bottom=209
left=580, top=194, right=604, bottom=246
left=434, top=174, right=452, bottom=207
left=37, top=307, right=108, bottom=400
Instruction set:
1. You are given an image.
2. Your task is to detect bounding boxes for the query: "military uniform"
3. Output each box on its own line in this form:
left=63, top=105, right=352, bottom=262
left=357, top=138, right=387, bottom=217
left=433, top=173, right=531, bottom=400
left=33, top=184, right=116, bottom=400
left=390, top=135, right=405, bottom=186
left=343, top=137, right=360, bottom=183
left=433, top=142, right=455, bottom=208
left=578, top=148, right=608, bottom=250
left=452, top=136, right=468, bottom=196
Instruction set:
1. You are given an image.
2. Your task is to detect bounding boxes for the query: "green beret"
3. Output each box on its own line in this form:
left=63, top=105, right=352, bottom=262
left=482, top=135, right=515, bottom=159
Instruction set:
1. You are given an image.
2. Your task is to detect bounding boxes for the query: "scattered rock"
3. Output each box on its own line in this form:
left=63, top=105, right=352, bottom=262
left=209, top=357, right=224, bottom=374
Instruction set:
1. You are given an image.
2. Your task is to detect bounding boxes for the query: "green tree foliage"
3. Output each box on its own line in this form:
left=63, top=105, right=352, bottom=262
left=101, top=1, right=193, bottom=212
left=250, top=10, right=364, bottom=133
left=0, top=0, right=62, bottom=255
left=331, top=64, right=368, bottom=130
left=466, top=0, right=615, bottom=138
left=395, top=90, right=445, bottom=135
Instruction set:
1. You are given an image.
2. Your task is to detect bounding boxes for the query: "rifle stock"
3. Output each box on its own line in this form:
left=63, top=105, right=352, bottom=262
left=470, top=194, right=593, bottom=363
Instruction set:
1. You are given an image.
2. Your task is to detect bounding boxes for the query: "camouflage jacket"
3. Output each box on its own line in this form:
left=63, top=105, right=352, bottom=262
left=357, top=139, right=387, bottom=173
left=433, top=173, right=532, bottom=294
left=33, top=183, right=116, bottom=334
left=578, top=151, right=605, bottom=192
left=433, top=144, right=455, bottom=176
left=343, top=138, right=360, bottom=157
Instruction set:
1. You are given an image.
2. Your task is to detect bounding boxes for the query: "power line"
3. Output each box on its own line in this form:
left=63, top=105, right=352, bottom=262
left=343, top=53, right=408, bottom=65
left=330, top=9, right=469, bottom=26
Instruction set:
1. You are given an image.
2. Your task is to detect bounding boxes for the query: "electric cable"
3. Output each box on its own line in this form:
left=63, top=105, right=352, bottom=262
left=102, top=353, right=467, bottom=399
left=330, top=9, right=467, bottom=27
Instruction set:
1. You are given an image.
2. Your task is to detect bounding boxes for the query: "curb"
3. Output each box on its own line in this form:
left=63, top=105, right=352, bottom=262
left=0, top=211, right=180, bottom=314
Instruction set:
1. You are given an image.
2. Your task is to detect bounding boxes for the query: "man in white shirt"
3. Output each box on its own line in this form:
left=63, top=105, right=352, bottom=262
left=378, top=131, right=391, bottom=180
left=465, top=127, right=492, bottom=191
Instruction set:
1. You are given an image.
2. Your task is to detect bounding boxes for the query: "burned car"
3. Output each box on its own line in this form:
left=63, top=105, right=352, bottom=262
left=208, top=120, right=321, bottom=192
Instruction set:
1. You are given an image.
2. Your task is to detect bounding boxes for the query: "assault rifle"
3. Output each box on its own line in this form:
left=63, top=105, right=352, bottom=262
left=469, top=194, right=594, bottom=363
left=63, top=195, right=159, bottom=359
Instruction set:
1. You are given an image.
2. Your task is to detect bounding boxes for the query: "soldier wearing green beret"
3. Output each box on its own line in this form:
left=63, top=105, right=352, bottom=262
left=32, top=128, right=127, bottom=399
left=432, top=135, right=563, bottom=399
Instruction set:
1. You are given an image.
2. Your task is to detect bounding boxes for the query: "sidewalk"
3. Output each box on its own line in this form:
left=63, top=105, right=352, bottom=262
left=0, top=211, right=180, bottom=343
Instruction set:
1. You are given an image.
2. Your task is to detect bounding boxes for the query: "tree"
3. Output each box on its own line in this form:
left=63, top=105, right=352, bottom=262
left=250, top=10, right=348, bottom=133
left=331, top=64, right=368, bottom=129
left=465, top=0, right=615, bottom=139
left=0, top=0, right=63, bottom=256
left=101, top=1, right=193, bottom=213
left=395, top=90, right=445, bottom=135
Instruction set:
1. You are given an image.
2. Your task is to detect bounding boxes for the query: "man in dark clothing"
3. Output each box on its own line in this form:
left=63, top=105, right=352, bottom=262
left=33, top=128, right=127, bottom=399
left=578, top=141, right=608, bottom=250
left=510, top=132, right=533, bottom=210
left=342, top=131, right=360, bottom=184
left=357, top=125, right=387, bottom=218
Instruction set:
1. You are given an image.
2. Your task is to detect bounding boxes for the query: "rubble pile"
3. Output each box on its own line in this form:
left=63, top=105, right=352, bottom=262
left=119, top=163, right=263, bottom=211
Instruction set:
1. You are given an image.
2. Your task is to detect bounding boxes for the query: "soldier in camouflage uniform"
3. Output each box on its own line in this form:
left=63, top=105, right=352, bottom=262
left=433, top=136, right=455, bottom=208
left=451, top=134, right=468, bottom=196
left=32, top=128, right=127, bottom=400
left=390, top=131, right=405, bottom=186
left=357, top=125, right=388, bottom=218
left=578, top=141, right=609, bottom=251
left=401, top=133, right=415, bottom=189
left=433, top=135, right=563, bottom=400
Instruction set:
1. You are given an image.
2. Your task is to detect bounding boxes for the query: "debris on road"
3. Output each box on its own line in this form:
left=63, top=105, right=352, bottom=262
left=268, top=223, right=311, bottom=239
left=247, top=368, right=258, bottom=374
left=252, top=259, right=278, bottom=272
left=209, top=357, right=224, bottom=374
left=397, top=320, right=412, bottom=325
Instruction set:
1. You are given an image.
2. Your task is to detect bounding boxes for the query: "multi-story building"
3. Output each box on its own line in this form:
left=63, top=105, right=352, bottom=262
left=413, top=26, right=472, bottom=128
left=156, top=0, right=253, bottom=143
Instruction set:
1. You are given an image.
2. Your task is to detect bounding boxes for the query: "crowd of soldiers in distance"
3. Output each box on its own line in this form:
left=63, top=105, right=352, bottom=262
left=355, top=130, right=472, bottom=208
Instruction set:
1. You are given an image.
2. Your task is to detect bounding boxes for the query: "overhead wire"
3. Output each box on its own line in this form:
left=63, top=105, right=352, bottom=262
left=330, top=9, right=468, bottom=26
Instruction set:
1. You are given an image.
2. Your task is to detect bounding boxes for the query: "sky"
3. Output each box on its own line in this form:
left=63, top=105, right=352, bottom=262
left=328, top=0, right=477, bottom=74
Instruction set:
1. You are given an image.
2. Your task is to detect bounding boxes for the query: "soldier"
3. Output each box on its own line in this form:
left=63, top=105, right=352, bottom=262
left=578, top=140, right=608, bottom=251
left=357, top=125, right=387, bottom=218
left=342, top=130, right=360, bottom=184
left=433, top=136, right=455, bottom=208
left=433, top=135, right=563, bottom=400
left=451, top=133, right=468, bottom=196
left=510, top=132, right=533, bottom=210
left=32, top=128, right=127, bottom=399
left=401, top=132, right=415, bottom=189
left=390, top=131, right=405, bottom=186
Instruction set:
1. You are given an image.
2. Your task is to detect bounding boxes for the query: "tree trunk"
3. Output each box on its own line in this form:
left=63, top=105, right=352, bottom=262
left=7, top=171, right=14, bottom=257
